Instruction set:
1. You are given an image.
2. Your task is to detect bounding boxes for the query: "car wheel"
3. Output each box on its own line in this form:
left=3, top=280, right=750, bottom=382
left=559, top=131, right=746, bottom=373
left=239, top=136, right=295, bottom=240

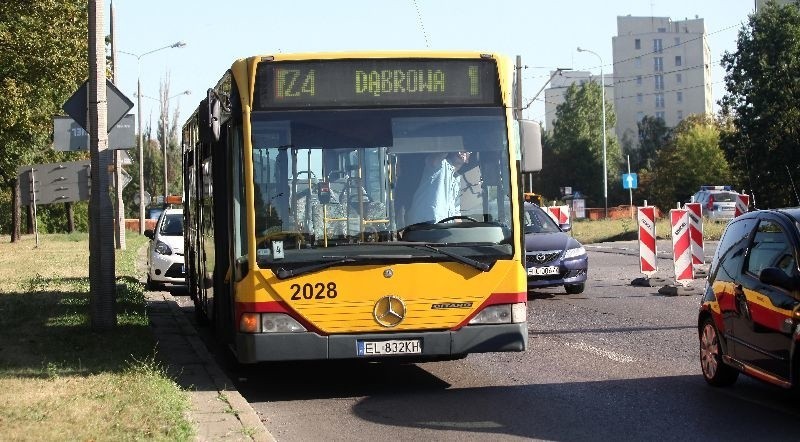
left=565, top=283, right=584, bottom=294
left=699, top=318, right=739, bottom=387
left=147, top=274, right=163, bottom=292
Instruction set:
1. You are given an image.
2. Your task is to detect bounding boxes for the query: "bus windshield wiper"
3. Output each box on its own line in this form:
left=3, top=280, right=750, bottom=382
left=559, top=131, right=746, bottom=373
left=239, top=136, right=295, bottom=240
left=421, top=244, right=490, bottom=272
left=274, top=254, right=417, bottom=280
left=276, top=258, right=357, bottom=280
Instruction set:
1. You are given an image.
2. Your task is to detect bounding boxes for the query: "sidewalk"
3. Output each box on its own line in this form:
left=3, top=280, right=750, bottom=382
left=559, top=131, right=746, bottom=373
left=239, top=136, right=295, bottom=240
left=145, top=290, right=275, bottom=441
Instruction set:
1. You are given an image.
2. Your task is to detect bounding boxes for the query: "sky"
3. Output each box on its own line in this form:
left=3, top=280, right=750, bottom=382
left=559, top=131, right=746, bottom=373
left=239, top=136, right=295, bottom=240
left=109, top=0, right=757, bottom=134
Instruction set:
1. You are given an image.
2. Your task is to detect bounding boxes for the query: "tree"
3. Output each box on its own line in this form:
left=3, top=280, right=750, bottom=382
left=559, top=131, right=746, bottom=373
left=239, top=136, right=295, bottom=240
left=720, top=1, right=800, bottom=208
left=549, top=82, right=622, bottom=207
left=633, top=116, right=670, bottom=171
left=0, top=1, right=88, bottom=238
left=643, top=115, right=732, bottom=211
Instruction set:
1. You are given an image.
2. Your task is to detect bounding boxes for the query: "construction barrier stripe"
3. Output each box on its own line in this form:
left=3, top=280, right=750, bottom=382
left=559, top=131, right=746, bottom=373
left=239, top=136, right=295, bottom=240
left=684, top=202, right=704, bottom=266
left=638, top=206, right=657, bottom=276
left=671, top=209, right=694, bottom=283
left=735, top=194, right=750, bottom=218
left=547, top=205, right=570, bottom=224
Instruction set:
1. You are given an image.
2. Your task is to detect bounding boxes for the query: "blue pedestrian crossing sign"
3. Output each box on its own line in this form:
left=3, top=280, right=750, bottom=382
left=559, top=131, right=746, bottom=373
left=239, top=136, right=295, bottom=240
left=622, top=173, right=638, bottom=189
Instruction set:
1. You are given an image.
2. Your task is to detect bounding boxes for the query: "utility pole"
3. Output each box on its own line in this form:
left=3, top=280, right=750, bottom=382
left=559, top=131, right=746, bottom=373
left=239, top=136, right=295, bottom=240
left=515, top=55, right=523, bottom=121
left=110, top=0, right=125, bottom=250
left=88, top=0, right=116, bottom=329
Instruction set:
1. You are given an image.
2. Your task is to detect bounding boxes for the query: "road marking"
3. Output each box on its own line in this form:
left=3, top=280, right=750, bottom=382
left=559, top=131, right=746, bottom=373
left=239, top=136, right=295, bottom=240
left=565, top=341, right=637, bottom=363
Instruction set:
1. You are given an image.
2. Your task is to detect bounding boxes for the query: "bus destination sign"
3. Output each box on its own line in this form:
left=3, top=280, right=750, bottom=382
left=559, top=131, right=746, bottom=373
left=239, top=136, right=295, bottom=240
left=255, top=59, right=500, bottom=109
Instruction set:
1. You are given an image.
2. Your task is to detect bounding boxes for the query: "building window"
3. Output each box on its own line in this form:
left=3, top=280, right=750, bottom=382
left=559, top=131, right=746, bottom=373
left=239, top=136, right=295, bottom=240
left=655, top=93, right=665, bottom=108
left=676, top=73, right=683, bottom=83
left=677, top=110, right=684, bottom=120
left=654, top=57, right=663, bottom=72
left=655, top=74, right=664, bottom=90
left=658, top=27, right=666, bottom=33
left=635, top=39, right=641, bottom=49
left=675, top=37, right=681, bottom=46
left=637, top=111, right=645, bottom=122
left=675, top=55, right=682, bottom=67
left=656, top=111, right=665, bottom=121
left=637, top=75, right=643, bottom=85
left=637, top=93, right=643, bottom=104
left=653, top=39, right=663, bottom=53
left=677, top=91, right=683, bottom=103
left=635, top=56, right=642, bottom=68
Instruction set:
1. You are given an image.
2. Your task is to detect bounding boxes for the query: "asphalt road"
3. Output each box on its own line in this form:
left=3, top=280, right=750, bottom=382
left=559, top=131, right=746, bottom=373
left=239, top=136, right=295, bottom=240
left=179, top=243, right=800, bottom=441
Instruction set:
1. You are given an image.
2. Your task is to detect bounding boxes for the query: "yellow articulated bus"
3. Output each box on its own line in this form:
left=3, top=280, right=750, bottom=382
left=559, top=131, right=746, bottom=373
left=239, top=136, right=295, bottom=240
left=182, top=51, right=541, bottom=363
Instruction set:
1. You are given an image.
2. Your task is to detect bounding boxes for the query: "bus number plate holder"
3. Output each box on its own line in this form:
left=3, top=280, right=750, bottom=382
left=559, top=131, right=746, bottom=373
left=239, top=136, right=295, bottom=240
left=357, top=339, right=422, bottom=356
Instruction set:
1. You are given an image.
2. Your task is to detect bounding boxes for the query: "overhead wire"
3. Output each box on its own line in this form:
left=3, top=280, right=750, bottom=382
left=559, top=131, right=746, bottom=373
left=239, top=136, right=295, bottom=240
left=524, top=20, right=745, bottom=121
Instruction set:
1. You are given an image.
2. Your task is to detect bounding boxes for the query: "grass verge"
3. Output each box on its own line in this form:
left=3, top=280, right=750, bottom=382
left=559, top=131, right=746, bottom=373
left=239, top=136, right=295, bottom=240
left=0, top=233, right=193, bottom=441
left=570, top=216, right=727, bottom=244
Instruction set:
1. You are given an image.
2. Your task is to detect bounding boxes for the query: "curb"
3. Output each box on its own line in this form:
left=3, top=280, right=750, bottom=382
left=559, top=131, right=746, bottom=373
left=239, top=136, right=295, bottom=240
left=140, top=244, right=274, bottom=441
left=146, top=291, right=274, bottom=442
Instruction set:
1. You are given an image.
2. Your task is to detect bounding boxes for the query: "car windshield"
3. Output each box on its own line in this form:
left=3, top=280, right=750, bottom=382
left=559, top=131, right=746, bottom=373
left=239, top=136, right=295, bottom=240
left=524, top=206, right=561, bottom=233
left=160, top=213, right=184, bottom=236
left=711, top=192, right=737, bottom=202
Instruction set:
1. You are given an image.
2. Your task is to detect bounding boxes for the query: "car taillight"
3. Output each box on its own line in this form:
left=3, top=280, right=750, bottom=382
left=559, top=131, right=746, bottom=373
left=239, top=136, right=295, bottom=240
left=706, top=195, right=714, bottom=211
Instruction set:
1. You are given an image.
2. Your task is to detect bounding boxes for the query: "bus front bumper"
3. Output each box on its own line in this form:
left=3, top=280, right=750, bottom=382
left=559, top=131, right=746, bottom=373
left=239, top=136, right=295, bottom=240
left=234, top=322, right=528, bottom=364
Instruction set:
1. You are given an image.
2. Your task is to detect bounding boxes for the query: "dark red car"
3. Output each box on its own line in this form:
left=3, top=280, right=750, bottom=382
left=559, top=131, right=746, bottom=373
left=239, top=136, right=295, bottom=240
left=698, top=208, right=800, bottom=389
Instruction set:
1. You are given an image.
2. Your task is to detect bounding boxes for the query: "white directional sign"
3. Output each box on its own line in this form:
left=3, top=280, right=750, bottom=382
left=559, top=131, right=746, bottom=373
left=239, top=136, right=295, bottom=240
left=119, top=169, right=132, bottom=189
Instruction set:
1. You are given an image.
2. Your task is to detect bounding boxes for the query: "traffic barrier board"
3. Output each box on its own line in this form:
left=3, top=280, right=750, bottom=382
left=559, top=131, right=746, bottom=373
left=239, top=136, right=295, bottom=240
left=734, top=194, right=750, bottom=218
left=684, top=202, right=704, bottom=269
left=670, top=209, right=694, bottom=286
left=637, top=206, right=657, bottom=276
left=547, top=205, right=570, bottom=225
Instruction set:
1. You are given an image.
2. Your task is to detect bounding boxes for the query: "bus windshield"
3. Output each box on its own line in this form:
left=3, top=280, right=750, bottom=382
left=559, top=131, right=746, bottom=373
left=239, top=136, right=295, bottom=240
left=251, top=106, right=512, bottom=267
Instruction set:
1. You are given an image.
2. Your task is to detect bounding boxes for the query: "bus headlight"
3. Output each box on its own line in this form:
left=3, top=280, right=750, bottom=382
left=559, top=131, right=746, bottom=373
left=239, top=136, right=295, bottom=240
left=468, top=303, right=527, bottom=325
left=239, top=313, right=307, bottom=333
left=261, top=313, right=307, bottom=333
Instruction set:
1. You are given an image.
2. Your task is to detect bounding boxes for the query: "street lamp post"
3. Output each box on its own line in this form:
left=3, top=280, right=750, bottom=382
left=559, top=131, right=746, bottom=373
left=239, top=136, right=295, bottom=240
left=119, top=41, right=186, bottom=233
left=577, top=46, right=608, bottom=219
left=161, top=90, right=190, bottom=200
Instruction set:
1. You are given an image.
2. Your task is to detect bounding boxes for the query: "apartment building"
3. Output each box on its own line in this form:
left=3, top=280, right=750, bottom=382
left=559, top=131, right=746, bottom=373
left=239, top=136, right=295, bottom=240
left=543, top=70, right=614, bottom=134
left=611, top=16, right=712, bottom=148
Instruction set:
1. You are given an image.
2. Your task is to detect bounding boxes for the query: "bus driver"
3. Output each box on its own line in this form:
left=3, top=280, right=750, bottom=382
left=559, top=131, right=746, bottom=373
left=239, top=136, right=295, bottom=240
left=406, top=151, right=470, bottom=225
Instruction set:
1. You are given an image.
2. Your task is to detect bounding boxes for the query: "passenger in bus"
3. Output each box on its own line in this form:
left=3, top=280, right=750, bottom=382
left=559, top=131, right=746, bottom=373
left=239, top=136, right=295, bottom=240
left=406, top=151, right=470, bottom=225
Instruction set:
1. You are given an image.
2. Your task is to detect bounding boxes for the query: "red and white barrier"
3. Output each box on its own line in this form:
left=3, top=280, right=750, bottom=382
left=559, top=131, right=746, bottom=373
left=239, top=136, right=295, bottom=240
left=637, top=206, right=657, bottom=276
left=734, top=194, right=750, bottom=218
left=671, top=209, right=694, bottom=285
left=684, top=202, right=704, bottom=270
left=547, top=205, right=570, bottom=225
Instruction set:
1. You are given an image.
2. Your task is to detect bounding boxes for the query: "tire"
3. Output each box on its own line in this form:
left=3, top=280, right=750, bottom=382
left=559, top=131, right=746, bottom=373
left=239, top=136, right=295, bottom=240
left=146, top=275, right=161, bottom=292
left=699, top=318, right=739, bottom=387
left=565, top=283, right=585, bottom=294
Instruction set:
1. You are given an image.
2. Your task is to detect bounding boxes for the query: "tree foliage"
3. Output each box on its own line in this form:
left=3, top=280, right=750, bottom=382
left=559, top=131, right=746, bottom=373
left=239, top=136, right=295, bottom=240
left=720, top=1, right=800, bottom=208
left=0, top=1, right=88, bottom=234
left=633, top=116, right=670, bottom=171
left=640, top=115, right=732, bottom=210
left=546, top=82, right=622, bottom=207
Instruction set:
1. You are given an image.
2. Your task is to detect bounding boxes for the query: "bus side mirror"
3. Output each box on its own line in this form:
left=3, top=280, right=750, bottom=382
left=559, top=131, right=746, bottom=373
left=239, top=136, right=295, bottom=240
left=207, top=88, right=221, bottom=142
left=519, top=119, right=542, bottom=172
